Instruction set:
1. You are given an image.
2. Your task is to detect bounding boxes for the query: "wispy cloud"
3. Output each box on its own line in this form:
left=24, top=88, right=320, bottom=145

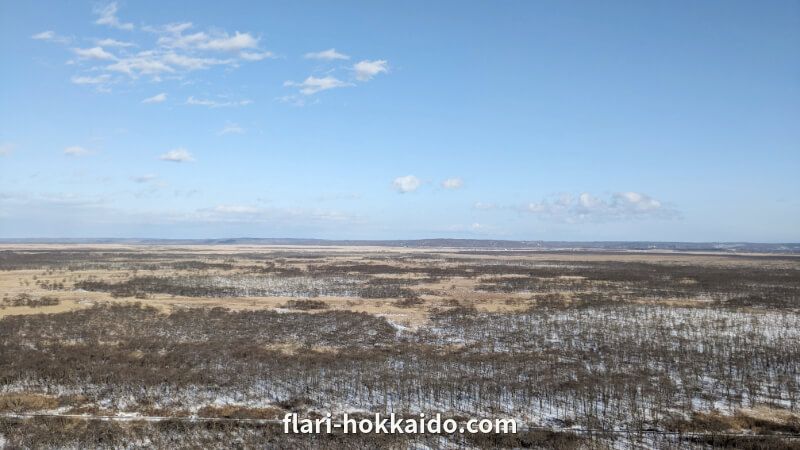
left=199, top=32, right=259, bottom=52
left=280, top=55, right=388, bottom=103
left=442, top=177, right=464, bottom=189
left=93, top=2, right=134, bottom=30
left=353, top=59, right=388, bottom=81
left=283, top=76, right=354, bottom=96
left=304, top=48, right=350, bottom=60
left=156, top=53, right=233, bottom=70
left=104, top=55, right=174, bottom=76
left=73, top=46, right=116, bottom=60
left=0, top=142, right=17, bottom=157
left=217, top=122, right=245, bottom=135
left=142, top=92, right=167, bottom=103
left=515, top=191, right=679, bottom=223
left=392, top=175, right=421, bottom=193
left=71, top=74, right=109, bottom=85
left=275, top=95, right=316, bottom=107
left=158, top=148, right=195, bottom=162
left=95, top=38, right=135, bottom=47
left=64, top=146, right=90, bottom=157
left=31, top=30, right=71, bottom=44
left=157, top=27, right=260, bottom=52
left=132, top=174, right=158, bottom=183
left=35, top=5, right=275, bottom=92
left=0, top=191, right=360, bottom=236
left=195, top=205, right=355, bottom=224
left=186, top=96, right=252, bottom=107
left=239, top=51, right=275, bottom=61
left=319, top=193, right=361, bottom=201
left=32, top=30, right=55, bottom=40
left=212, top=205, right=261, bottom=214
left=473, top=202, right=498, bottom=210
left=71, top=74, right=111, bottom=85
left=104, top=53, right=234, bottom=76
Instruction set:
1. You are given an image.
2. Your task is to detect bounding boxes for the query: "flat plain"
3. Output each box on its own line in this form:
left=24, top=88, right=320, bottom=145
left=1, top=245, right=799, bottom=448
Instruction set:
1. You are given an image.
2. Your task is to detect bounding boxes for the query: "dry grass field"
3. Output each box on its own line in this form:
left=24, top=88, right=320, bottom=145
left=1, top=245, right=799, bottom=448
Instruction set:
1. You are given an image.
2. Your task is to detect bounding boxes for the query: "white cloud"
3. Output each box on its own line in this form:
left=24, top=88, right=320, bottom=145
left=96, top=38, right=135, bottom=47
left=73, top=46, right=116, bottom=60
left=156, top=29, right=207, bottom=49
left=156, top=26, right=260, bottom=53
left=522, top=201, right=549, bottom=213
left=0, top=190, right=364, bottom=236
left=32, top=30, right=71, bottom=44
left=275, top=95, right=315, bottom=107
left=555, top=192, right=572, bottom=206
left=304, top=48, right=350, bottom=60
left=442, top=177, right=464, bottom=189
left=578, top=193, right=604, bottom=210
left=217, top=122, right=244, bottom=135
left=156, top=22, right=193, bottom=36
left=198, top=32, right=259, bottom=52
left=132, top=174, right=157, bottom=183
left=213, top=205, right=261, bottom=214
left=188, top=204, right=358, bottom=226
left=64, top=146, right=90, bottom=157
left=32, top=30, right=55, bottom=40
left=45, top=6, right=275, bottom=90
left=71, top=74, right=111, bottom=85
left=518, top=191, right=677, bottom=222
left=469, top=223, right=490, bottom=232
left=159, top=53, right=232, bottom=70
left=105, top=54, right=175, bottom=76
left=186, top=96, right=252, bottom=107
left=613, top=191, right=663, bottom=213
left=0, top=142, right=17, bottom=157
left=473, top=202, right=497, bottom=210
left=142, top=92, right=167, bottom=103
left=283, top=76, right=354, bottom=95
left=93, top=2, right=134, bottom=30
left=392, top=175, right=421, bottom=193
left=353, top=59, right=388, bottom=81
left=158, top=148, right=195, bottom=162
left=240, top=51, right=275, bottom=61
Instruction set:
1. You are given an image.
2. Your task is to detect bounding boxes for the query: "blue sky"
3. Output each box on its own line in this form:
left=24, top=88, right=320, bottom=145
left=1, top=1, right=798, bottom=241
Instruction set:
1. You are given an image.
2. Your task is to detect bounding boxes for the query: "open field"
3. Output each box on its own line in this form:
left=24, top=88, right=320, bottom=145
left=1, top=245, right=800, bottom=448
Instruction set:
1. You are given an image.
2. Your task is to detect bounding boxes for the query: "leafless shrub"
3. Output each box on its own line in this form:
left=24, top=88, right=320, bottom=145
left=282, top=299, right=329, bottom=310
left=1, top=293, right=60, bottom=308
left=393, top=296, right=424, bottom=308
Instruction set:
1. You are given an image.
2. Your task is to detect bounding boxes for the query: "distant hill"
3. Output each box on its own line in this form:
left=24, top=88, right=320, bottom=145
left=0, top=238, right=798, bottom=253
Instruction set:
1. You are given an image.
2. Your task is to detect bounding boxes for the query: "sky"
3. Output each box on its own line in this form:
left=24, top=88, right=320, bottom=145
left=0, top=1, right=798, bottom=242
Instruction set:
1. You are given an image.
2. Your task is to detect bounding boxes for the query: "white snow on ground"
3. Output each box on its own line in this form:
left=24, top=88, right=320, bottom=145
left=376, top=313, right=411, bottom=331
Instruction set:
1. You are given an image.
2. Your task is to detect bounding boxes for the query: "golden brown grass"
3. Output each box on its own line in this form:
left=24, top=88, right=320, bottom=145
left=1, top=244, right=797, bottom=324
left=0, top=393, right=58, bottom=412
